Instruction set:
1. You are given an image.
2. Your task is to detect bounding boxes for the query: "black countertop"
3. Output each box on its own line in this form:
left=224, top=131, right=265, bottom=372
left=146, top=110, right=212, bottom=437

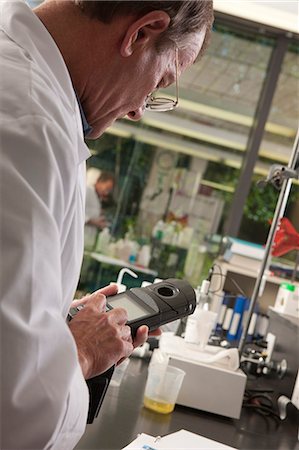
left=75, top=357, right=298, bottom=450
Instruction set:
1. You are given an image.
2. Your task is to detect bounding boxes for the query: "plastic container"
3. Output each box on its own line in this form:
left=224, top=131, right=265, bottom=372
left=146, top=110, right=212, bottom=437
left=274, top=282, right=297, bottom=316
left=137, top=245, right=151, bottom=267
left=152, top=220, right=165, bottom=241
left=95, top=227, right=110, bottom=254
left=184, top=244, right=207, bottom=286
left=143, top=364, right=186, bottom=414
left=185, top=308, right=217, bottom=348
left=177, top=226, right=194, bottom=248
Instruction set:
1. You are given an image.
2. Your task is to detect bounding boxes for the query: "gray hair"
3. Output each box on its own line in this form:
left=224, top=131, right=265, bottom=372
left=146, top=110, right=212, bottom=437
left=75, top=1, right=214, bottom=53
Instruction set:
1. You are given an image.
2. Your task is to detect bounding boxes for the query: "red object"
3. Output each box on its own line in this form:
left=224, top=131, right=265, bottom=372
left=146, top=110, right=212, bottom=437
left=272, top=218, right=299, bottom=257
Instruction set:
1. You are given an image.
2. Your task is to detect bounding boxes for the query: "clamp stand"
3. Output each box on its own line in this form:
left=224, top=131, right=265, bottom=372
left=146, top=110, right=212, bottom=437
left=238, top=129, right=299, bottom=355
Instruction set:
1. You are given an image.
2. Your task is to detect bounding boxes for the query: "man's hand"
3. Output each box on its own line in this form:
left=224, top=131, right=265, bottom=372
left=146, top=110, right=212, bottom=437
left=87, top=216, right=109, bottom=230
left=69, top=284, right=161, bottom=379
left=69, top=284, right=134, bottom=379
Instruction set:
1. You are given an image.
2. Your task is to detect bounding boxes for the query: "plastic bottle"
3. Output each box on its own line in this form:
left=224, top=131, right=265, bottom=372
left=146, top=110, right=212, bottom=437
left=274, top=282, right=296, bottom=314
left=128, top=241, right=139, bottom=264
left=162, top=222, right=176, bottom=245
left=150, top=221, right=165, bottom=272
left=152, top=220, right=165, bottom=241
left=137, top=245, right=151, bottom=267
left=95, top=227, right=110, bottom=254
left=114, top=238, right=124, bottom=259
left=177, top=227, right=194, bottom=248
left=184, top=306, right=203, bottom=344
left=185, top=305, right=217, bottom=348
left=184, top=280, right=211, bottom=344
left=107, top=242, right=117, bottom=258
left=184, top=244, right=207, bottom=286
left=118, top=237, right=132, bottom=262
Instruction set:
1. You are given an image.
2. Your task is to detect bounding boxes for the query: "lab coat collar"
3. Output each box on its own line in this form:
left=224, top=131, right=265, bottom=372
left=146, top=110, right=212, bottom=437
left=0, top=0, right=75, bottom=107
left=0, top=0, right=91, bottom=164
left=75, top=92, right=94, bottom=138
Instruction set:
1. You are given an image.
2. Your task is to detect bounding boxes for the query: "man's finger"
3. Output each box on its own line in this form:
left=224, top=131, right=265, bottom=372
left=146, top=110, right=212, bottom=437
left=133, top=325, right=149, bottom=348
left=84, top=292, right=107, bottom=313
left=107, top=307, right=128, bottom=325
left=149, top=328, right=162, bottom=337
left=77, top=284, right=118, bottom=307
left=97, top=283, right=118, bottom=297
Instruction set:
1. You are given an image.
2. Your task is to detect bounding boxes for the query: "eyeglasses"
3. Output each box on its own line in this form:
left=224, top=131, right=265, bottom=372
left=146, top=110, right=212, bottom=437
left=145, top=49, right=179, bottom=112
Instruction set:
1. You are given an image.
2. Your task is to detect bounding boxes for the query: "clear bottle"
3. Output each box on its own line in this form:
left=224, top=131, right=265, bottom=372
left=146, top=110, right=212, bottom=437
left=184, top=244, right=207, bottom=286
left=162, top=221, right=176, bottom=245
left=184, top=306, right=203, bottom=344
left=150, top=220, right=165, bottom=272
left=184, top=280, right=211, bottom=344
left=152, top=220, right=165, bottom=241
left=137, top=245, right=151, bottom=267
left=128, top=242, right=139, bottom=264
left=95, top=227, right=110, bottom=254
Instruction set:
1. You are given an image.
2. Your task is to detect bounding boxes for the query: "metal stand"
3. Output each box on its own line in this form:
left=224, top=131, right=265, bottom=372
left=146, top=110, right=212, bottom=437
left=291, top=251, right=299, bottom=283
left=238, top=129, right=299, bottom=355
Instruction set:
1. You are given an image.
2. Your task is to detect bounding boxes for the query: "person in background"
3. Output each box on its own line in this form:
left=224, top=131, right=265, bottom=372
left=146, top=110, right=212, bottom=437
left=86, top=170, right=115, bottom=230
left=85, top=169, right=115, bottom=249
left=0, top=1, right=214, bottom=449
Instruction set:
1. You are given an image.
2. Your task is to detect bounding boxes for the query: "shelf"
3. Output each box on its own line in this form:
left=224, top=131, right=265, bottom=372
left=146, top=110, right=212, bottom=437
left=88, top=251, right=158, bottom=277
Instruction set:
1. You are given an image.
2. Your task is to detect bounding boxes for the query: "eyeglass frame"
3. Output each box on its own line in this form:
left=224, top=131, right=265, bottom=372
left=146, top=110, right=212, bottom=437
left=144, top=48, right=179, bottom=112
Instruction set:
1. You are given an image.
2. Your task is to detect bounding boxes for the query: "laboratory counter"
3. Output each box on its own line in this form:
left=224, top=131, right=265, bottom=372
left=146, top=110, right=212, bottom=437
left=75, top=358, right=298, bottom=450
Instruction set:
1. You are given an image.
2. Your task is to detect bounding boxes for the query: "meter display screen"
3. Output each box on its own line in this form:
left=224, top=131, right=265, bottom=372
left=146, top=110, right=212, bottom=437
left=108, top=294, right=152, bottom=321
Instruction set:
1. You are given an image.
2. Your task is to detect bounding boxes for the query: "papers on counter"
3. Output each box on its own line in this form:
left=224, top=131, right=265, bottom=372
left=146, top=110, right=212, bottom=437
left=122, top=429, right=237, bottom=450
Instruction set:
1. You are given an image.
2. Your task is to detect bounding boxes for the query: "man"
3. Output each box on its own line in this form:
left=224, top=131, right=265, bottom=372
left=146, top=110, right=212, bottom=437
left=86, top=170, right=115, bottom=229
left=85, top=170, right=115, bottom=249
left=0, top=1, right=213, bottom=449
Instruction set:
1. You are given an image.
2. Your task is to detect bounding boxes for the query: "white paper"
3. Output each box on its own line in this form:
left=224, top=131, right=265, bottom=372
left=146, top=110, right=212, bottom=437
left=122, top=433, right=157, bottom=450
left=155, top=430, right=236, bottom=449
left=122, top=429, right=237, bottom=450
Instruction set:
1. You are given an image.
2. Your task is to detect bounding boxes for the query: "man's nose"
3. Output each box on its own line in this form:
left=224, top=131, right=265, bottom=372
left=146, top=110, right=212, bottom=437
left=127, top=107, right=145, bottom=122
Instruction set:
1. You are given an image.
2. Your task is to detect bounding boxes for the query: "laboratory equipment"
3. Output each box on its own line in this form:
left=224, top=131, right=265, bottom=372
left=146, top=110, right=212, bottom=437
left=69, top=278, right=196, bottom=423
left=238, top=130, right=299, bottom=354
left=105, top=278, right=196, bottom=337
left=143, top=364, right=186, bottom=414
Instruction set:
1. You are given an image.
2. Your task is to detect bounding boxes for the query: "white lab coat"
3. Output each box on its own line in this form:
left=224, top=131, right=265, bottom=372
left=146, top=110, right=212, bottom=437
left=0, top=1, right=90, bottom=449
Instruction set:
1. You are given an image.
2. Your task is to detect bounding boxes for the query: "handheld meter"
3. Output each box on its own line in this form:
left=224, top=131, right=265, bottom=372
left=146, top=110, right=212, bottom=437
left=68, top=278, right=196, bottom=336
left=106, top=278, right=196, bottom=337
left=69, top=278, right=196, bottom=423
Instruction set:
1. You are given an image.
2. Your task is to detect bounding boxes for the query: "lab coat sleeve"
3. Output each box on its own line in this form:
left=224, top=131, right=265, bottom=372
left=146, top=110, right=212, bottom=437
left=0, top=116, right=89, bottom=449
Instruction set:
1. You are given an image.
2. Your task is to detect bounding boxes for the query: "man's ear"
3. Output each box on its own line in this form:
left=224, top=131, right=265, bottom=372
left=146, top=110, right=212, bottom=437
left=120, top=11, right=170, bottom=57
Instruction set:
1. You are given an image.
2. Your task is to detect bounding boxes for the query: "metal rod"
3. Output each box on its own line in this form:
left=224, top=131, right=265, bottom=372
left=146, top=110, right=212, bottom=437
left=238, top=128, right=299, bottom=355
left=291, top=251, right=299, bottom=283
left=225, top=36, right=288, bottom=237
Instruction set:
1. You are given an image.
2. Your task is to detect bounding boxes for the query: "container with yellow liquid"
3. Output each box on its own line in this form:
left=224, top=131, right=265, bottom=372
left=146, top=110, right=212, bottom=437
left=143, top=365, right=185, bottom=414
left=143, top=396, right=175, bottom=414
